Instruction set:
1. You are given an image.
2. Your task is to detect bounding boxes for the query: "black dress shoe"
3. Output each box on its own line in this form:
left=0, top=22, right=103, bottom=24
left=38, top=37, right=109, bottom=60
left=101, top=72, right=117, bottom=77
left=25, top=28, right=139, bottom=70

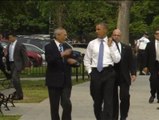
left=157, top=100, right=159, bottom=103
left=6, top=73, right=12, bottom=80
left=120, top=118, right=126, bottom=120
left=13, top=96, right=23, bottom=100
left=149, top=96, right=154, bottom=103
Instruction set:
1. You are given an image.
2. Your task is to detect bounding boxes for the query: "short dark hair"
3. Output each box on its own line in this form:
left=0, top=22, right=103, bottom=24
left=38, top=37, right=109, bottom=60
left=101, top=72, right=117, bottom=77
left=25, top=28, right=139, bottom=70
left=96, top=22, right=108, bottom=29
left=6, top=31, right=16, bottom=39
left=155, top=28, right=159, bottom=33
left=144, top=32, right=148, bottom=36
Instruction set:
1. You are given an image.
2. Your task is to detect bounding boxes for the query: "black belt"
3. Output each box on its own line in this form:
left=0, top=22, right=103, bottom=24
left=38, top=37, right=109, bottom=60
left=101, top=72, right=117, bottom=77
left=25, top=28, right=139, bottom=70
left=92, top=65, right=113, bottom=71
left=138, top=49, right=145, bottom=52
left=10, top=61, right=14, bottom=63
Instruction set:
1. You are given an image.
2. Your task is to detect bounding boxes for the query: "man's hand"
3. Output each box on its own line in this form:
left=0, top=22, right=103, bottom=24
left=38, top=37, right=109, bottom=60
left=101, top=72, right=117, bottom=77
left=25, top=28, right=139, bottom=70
left=143, top=67, right=149, bottom=74
left=108, top=37, right=113, bottom=47
left=61, top=49, right=72, bottom=57
left=131, top=75, right=136, bottom=82
left=67, top=58, right=77, bottom=65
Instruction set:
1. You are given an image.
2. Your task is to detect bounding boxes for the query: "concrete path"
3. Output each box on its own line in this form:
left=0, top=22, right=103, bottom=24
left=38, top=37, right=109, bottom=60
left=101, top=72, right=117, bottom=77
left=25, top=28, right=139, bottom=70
left=3, top=75, right=159, bottom=120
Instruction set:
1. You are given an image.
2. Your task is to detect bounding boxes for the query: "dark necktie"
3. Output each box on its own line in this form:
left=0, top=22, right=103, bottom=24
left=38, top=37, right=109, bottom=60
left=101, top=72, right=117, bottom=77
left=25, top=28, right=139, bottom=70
left=97, top=40, right=104, bottom=72
left=59, top=44, right=64, bottom=62
left=157, top=42, right=159, bottom=61
left=115, top=42, right=120, bottom=53
left=59, top=44, right=63, bottom=52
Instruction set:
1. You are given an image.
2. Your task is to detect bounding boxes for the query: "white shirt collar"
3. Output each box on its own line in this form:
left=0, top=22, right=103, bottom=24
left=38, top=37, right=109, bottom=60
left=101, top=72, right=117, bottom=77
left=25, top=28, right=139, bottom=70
left=97, top=36, right=108, bottom=42
left=11, top=40, right=17, bottom=45
left=54, top=39, right=61, bottom=47
left=156, top=39, right=159, bottom=43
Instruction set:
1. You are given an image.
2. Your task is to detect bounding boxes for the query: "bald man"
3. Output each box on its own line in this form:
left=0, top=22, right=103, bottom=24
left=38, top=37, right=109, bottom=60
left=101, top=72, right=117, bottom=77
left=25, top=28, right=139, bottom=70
left=112, top=29, right=136, bottom=120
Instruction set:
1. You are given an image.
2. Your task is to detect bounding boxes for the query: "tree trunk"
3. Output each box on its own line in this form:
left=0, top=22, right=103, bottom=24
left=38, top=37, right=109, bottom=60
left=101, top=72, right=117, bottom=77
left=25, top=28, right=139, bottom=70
left=55, top=1, right=65, bottom=27
left=117, top=0, right=132, bottom=44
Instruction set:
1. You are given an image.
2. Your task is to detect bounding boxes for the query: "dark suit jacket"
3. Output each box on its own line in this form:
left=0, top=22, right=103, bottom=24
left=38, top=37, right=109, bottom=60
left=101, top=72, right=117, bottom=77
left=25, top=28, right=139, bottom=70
left=45, top=40, right=72, bottom=88
left=6, top=41, right=29, bottom=71
left=0, top=43, right=4, bottom=67
left=144, top=40, right=158, bottom=73
left=114, top=43, right=136, bottom=85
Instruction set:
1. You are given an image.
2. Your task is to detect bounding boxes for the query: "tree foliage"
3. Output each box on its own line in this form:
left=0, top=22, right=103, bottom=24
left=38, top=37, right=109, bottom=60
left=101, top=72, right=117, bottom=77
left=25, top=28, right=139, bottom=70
left=1, top=0, right=159, bottom=42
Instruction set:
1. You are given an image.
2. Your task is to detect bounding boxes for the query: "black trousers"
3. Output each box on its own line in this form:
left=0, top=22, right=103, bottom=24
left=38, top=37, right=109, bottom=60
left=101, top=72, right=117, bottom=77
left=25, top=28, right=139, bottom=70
left=0, top=63, right=11, bottom=79
left=10, top=62, right=23, bottom=98
left=149, top=65, right=159, bottom=99
left=48, top=87, right=72, bottom=120
left=90, top=66, right=115, bottom=120
left=137, top=50, right=146, bottom=74
left=113, top=77, right=130, bottom=120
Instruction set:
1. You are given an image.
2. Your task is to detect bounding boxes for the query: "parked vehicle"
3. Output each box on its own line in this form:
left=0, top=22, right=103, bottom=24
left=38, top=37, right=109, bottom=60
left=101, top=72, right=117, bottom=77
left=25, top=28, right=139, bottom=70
left=0, top=40, right=43, bottom=67
left=23, top=43, right=45, bottom=61
left=70, top=43, right=87, bottom=54
left=17, top=35, right=50, bottom=51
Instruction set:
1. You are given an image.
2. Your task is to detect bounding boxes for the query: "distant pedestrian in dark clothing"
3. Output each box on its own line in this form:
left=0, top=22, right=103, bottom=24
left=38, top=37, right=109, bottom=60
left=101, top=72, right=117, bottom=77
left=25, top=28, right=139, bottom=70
left=6, top=32, right=29, bottom=100
left=45, top=27, right=77, bottom=120
left=0, top=43, right=11, bottom=79
left=143, top=28, right=159, bottom=104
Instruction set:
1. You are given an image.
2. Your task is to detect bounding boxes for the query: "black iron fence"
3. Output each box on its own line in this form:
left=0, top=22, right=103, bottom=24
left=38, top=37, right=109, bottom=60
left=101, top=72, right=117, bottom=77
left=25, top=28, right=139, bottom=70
left=0, top=62, right=88, bottom=81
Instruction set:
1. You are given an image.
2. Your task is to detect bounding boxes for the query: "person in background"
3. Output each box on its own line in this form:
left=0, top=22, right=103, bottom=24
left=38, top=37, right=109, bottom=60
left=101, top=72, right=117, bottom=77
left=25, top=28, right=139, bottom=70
left=143, top=28, right=159, bottom=104
left=136, top=32, right=150, bottom=75
left=0, top=33, right=3, bottom=41
left=112, top=29, right=136, bottom=120
left=0, top=42, right=11, bottom=79
left=84, top=23, right=121, bottom=120
left=45, top=27, right=77, bottom=120
left=6, top=31, right=29, bottom=100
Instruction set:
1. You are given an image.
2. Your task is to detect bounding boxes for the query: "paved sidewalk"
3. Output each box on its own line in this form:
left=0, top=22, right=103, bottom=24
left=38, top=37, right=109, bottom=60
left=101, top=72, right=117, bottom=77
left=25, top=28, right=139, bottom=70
left=3, top=75, right=159, bottom=120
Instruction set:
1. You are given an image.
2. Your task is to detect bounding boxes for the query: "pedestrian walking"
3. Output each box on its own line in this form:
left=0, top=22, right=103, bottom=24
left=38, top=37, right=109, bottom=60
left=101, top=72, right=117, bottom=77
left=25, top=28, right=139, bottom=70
left=143, top=28, right=159, bottom=104
left=45, top=27, right=77, bottom=120
left=112, top=29, right=136, bottom=120
left=6, top=31, right=29, bottom=100
left=84, top=23, right=121, bottom=120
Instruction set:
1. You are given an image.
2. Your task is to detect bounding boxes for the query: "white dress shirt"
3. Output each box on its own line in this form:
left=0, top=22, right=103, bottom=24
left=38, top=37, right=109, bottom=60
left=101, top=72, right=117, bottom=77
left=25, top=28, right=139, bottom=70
left=54, top=39, right=62, bottom=51
left=155, top=40, right=159, bottom=61
left=137, top=36, right=150, bottom=50
left=84, top=36, right=121, bottom=74
left=9, top=40, right=17, bottom=62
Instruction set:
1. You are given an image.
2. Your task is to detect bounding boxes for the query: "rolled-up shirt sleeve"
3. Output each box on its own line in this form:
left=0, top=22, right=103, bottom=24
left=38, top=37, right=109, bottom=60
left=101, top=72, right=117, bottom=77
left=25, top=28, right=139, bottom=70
left=109, top=42, right=121, bottom=63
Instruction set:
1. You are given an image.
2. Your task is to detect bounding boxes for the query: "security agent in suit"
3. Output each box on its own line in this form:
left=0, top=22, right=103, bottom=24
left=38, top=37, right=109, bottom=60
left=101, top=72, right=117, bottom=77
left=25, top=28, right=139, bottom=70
left=45, top=28, right=77, bottom=120
left=112, top=29, right=136, bottom=120
left=6, top=32, right=29, bottom=100
left=143, top=28, right=159, bottom=104
left=0, top=43, right=11, bottom=79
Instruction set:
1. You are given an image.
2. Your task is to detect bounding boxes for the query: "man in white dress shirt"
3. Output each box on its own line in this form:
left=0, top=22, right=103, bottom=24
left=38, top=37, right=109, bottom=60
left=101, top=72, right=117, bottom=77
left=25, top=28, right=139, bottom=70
left=84, top=23, right=121, bottom=120
left=6, top=32, right=28, bottom=100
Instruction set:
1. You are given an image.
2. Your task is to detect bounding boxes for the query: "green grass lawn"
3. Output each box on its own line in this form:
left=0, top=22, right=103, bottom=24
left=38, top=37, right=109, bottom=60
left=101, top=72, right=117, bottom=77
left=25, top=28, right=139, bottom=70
left=0, top=115, right=21, bottom=120
left=1, top=78, right=88, bottom=120
left=16, top=80, right=48, bottom=103
left=15, top=78, right=88, bottom=103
